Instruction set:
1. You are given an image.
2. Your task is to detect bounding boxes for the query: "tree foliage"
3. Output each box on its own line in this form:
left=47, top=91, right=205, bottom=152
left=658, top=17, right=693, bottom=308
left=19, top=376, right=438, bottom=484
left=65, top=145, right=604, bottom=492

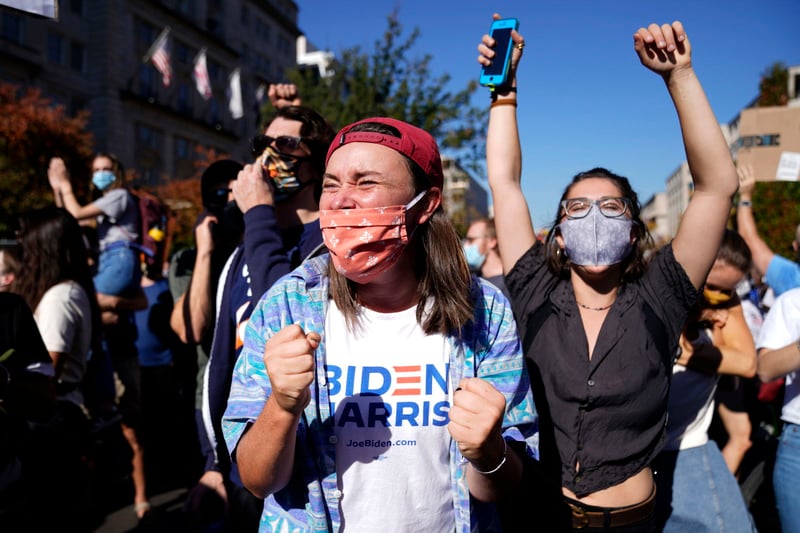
left=150, top=145, right=230, bottom=254
left=757, top=62, right=789, bottom=107
left=282, top=12, right=487, bottom=172
left=0, top=82, right=94, bottom=237
left=742, top=181, right=800, bottom=262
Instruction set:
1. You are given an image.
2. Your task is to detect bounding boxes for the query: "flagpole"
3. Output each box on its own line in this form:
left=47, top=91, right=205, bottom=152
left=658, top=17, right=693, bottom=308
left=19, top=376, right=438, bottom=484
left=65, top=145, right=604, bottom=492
left=127, top=25, right=170, bottom=93
left=142, top=26, right=170, bottom=63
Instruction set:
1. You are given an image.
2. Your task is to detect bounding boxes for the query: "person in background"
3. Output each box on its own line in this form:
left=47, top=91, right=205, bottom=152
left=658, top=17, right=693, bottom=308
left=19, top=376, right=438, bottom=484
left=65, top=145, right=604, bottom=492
left=463, top=217, right=510, bottom=299
left=184, top=85, right=333, bottom=532
left=0, top=292, right=56, bottom=528
left=47, top=153, right=142, bottom=299
left=0, top=245, right=20, bottom=292
left=168, top=158, right=244, bottom=528
left=481, top=15, right=738, bottom=530
left=223, top=117, right=538, bottom=531
left=653, top=229, right=757, bottom=531
left=755, top=286, right=800, bottom=533
left=736, top=163, right=800, bottom=297
left=14, top=206, right=102, bottom=528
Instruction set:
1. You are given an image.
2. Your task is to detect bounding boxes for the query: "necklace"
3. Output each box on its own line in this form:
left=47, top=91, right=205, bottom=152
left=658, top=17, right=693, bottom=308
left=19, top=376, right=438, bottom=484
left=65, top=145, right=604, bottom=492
left=576, top=301, right=613, bottom=311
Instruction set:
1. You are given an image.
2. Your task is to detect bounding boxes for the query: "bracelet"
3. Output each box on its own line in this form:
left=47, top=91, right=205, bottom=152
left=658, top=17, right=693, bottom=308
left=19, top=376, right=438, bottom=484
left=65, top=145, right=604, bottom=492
left=489, top=86, right=517, bottom=101
left=470, top=438, right=507, bottom=475
left=738, top=200, right=752, bottom=207
left=490, top=99, right=517, bottom=109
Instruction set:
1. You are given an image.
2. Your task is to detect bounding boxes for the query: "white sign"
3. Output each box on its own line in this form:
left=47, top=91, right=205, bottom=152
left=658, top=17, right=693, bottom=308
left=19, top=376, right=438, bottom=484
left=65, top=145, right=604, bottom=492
left=2, top=1, right=57, bottom=18
left=775, top=152, right=800, bottom=182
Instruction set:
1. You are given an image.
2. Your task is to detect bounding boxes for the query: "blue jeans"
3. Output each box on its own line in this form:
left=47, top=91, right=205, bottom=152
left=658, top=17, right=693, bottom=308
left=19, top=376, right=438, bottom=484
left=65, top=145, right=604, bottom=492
left=94, top=245, right=141, bottom=296
left=774, top=422, right=800, bottom=533
left=653, top=442, right=756, bottom=532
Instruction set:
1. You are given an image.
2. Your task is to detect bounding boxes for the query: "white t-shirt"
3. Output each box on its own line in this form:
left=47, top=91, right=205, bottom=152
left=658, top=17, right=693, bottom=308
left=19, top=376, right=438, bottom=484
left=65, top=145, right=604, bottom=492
left=664, top=328, right=718, bottom=451
left=34, top=280, right=92, bottom=406
left=325, top=300, right=454, bottom=532
left=757, top=287, right=800, bottom=425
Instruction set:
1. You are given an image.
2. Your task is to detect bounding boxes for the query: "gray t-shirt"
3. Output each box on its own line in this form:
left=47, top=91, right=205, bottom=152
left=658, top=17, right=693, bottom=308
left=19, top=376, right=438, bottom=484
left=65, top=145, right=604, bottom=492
left=93, top=188, right=140, bottom=249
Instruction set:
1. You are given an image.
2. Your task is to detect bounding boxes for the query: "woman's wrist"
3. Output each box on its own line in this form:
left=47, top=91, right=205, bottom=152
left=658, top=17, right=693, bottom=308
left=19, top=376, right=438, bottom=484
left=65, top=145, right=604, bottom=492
left=469, top=436, right=508, bottom=475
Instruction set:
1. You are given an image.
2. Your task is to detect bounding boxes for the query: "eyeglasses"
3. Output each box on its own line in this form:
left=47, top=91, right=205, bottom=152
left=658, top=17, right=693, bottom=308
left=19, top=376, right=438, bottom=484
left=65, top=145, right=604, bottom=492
left=251, top=134, right=305, bottom=157
left=210, top=188, right=232, bottom=199
left=561, top=197, right=631, bottom=220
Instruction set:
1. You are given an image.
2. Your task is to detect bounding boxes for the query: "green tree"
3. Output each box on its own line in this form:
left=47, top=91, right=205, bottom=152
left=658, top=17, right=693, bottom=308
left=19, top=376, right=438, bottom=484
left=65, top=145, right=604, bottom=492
left=0, top=82, right=94, bottom=237
left=281, top=12, right=486, bottom=172
left=757, top=62, right=789, bottom=107
left=746, top=181, right=800, bottom=261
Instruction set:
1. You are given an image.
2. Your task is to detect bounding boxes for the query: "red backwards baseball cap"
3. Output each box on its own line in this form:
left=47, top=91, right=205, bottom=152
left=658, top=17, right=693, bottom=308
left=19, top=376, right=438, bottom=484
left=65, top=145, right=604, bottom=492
left=325, top=117, right=444, bottom=190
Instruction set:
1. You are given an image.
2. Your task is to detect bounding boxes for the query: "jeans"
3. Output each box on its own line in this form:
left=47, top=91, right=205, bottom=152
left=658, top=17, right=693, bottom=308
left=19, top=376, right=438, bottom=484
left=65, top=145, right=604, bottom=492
left=653, top=441, right=756, bottom=532
left=94, top=245, right=141, bottom=296
left=774, top=422, right=800, bottom=533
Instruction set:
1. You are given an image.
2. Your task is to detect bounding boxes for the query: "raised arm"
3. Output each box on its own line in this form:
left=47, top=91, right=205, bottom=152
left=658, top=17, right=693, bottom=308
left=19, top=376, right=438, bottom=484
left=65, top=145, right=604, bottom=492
left=735, top=164, right=775, bottom=276
left=634, top=22, right=737, bottom=289
left=170, top=215, right=217, bottom=344
left=47, top=157, right=103, bottom=221
left=480, top=14, right=536, bottom=275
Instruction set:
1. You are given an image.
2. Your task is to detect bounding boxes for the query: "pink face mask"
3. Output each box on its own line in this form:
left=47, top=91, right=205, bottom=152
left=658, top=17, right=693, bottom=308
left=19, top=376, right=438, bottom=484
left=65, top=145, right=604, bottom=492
left=319, top=191, right=427, bottom=283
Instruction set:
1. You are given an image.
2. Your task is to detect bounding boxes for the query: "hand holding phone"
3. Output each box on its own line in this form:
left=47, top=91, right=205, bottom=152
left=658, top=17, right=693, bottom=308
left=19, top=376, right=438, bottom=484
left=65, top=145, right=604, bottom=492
left=479, top=17, right=520, bottom=88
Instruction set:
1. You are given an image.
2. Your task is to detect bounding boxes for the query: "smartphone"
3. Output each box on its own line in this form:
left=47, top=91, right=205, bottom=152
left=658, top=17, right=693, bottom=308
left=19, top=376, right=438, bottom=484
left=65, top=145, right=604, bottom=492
left=479, top=18, right=519, bottom=88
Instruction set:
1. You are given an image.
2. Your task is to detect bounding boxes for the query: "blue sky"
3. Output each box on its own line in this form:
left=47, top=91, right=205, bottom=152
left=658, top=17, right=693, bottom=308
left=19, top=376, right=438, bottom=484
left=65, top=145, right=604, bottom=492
left=296, top=1, right=800, bottom=229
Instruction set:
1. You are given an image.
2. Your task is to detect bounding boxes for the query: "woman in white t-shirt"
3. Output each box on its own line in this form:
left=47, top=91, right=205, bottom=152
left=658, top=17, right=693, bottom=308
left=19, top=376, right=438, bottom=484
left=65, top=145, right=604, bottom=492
left=756, top=287, right=800, bottom=533
left=15, top=206, right=104, bottom=524
left=48, top=153, right=141, bottom=297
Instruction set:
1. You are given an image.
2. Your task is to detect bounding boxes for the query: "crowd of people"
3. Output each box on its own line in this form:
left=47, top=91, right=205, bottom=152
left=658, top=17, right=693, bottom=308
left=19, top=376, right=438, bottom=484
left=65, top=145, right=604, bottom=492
left=0, top=14, right=798, bottom=533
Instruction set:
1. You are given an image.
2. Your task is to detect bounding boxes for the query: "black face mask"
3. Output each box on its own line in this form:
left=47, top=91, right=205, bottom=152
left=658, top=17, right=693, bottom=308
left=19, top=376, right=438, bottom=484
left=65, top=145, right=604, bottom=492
left=214, top=201, right=244, bottom=241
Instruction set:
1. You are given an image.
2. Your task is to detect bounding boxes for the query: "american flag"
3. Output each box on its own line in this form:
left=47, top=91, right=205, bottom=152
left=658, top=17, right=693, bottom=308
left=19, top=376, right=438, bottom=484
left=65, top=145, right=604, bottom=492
left=193, top=48, right=212, bottom=101
left=142, top=27, right=172, bottom=87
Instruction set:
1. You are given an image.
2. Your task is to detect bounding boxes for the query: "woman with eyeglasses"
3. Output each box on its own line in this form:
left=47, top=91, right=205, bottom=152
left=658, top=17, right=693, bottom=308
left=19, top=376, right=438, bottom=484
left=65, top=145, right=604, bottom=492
left=480, top=16, right=738, bottom=531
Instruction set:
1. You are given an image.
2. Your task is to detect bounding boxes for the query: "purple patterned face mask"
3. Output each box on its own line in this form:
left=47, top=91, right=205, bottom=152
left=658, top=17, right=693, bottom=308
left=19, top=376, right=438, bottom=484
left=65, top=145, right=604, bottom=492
left=558, top=206, right=634, bottom=266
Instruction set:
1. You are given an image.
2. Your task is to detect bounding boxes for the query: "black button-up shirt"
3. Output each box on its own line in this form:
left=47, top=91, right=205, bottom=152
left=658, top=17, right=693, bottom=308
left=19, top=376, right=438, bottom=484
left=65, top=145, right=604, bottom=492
left=507, top=241, right=696, bottom=496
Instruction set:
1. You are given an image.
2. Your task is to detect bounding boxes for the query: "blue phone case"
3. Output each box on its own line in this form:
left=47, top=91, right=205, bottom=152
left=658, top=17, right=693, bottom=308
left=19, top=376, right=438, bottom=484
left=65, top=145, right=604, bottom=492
left=479, top=18, right=520, bottom=87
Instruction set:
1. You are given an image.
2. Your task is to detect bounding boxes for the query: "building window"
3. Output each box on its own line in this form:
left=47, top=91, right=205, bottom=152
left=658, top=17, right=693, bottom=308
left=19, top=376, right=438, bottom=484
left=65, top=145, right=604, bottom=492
left=70, top=42, right=86, bottom=72
left=135, top=123, right=164, bottom=186
left=207, top=59, right=220, bottom=83
left=177, top=82, right=192, bottom=114
left=69, top=0, right=84, bottom=16
left=138, top=64, right=157, bottom=99
left=1, top=11, right=22, bottom=44
left=176, top=40, right=191, bottom=65
left=277, top=35, right=291, bottom=56
left=174, top=136, right=195, bottom=180
left=209, top=98, right=220, bottom=125
left=47, top=32, right=64, bottom=64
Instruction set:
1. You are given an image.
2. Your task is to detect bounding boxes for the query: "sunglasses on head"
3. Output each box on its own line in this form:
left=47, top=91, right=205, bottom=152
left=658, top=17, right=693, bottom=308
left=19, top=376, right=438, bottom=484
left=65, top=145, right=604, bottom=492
left=251, top=134, right=305, bottom=157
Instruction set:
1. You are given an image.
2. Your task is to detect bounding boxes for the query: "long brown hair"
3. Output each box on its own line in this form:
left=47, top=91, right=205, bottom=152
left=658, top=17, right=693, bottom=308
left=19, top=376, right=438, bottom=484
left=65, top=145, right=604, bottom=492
left=15, top=207, right=103, bottom=349
left=327, top=122, right=472, bottom=335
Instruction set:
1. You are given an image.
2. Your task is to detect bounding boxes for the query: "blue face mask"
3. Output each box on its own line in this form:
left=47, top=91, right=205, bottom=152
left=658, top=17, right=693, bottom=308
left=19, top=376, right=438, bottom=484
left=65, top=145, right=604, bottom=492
left=558, top=205, right=634, bottom=266
left=92, top=170, right=116, bottom=191
left=463, top=243, right=486, bottom=270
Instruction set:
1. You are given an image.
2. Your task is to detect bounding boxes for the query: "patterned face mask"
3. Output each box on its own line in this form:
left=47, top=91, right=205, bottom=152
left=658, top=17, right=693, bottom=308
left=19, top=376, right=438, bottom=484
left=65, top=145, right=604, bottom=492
left=260, top=145, right=311, bottom=202
left=319, top=191, right=427, bottom=284
left=558, top=205, right=634, bottom=266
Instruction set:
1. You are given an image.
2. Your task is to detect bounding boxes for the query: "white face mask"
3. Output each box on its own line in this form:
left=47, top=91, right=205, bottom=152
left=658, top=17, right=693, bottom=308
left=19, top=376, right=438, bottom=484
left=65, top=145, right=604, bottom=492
left=558, top=206, right=634, bottom=266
